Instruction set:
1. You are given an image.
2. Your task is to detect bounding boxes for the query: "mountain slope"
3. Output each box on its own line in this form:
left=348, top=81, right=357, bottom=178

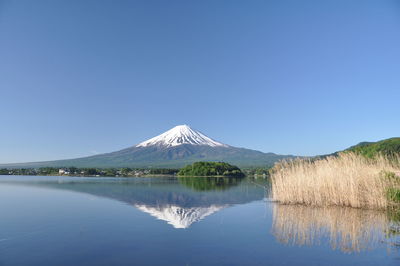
left=344, top=137, right=400, bottom=158
left=0, top=125, right=294, bottom=168
left=317, top=137, right=400, bottom=159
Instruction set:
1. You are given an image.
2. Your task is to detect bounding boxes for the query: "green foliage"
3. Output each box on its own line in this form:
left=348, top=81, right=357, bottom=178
left=387, top=188, right=400, bottom=203
left=346, top=138, right=400, bottom=158
left=381, top=171, right=398, bottom=181
left=0, top=168, right=10, bottom=175
left=103, top=168, right=118, bottom=177
left=148, top=168, right=179, bottom=175
left=177, top=161, right=245, bottom=177
left=178, top=176, right=242, bottom=191
left=82, top=168, right=99, bottom=175
left=381, top=170, right=400, bottom=205
left=4, top=168, right=39, bottom=175
left=242, top=167, right=271, bottom=176
left=38, top=167, right=58, bottom=175
left=0, top=167, right=178, bottom=177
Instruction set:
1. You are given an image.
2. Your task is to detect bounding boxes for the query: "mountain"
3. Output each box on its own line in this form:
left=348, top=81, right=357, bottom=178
left=1, top=125, right=294, bottom=168
left=136, top=124, right=228, bottom=148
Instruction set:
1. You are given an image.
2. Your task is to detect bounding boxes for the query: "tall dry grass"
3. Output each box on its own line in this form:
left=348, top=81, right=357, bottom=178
left=270, top=153, right=400, bottom=209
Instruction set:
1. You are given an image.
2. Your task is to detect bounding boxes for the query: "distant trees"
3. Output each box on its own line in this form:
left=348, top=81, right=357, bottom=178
left=120, top=168, right=132, bottom=176
left=178, top=162, right=245, bottom=177
left=242, top=167, right=271, bottom=177
left=0, top=168, right=9, bottom=175
left=82, top=168, right=98, bottom=175
left=3, top=168, right=39, bottom=176
left=1, top=164, right=251, bottom=178
left=149, top=168, right=179, bottom=175
left=0, top=167, right=179, bottom=177
left=38, top=167, right=59, bottom=175
left=103, top=168, right=117, bottom=177
left=178, top=176, right=243, bottom=191
left=69, top=167, right=78, bottom=174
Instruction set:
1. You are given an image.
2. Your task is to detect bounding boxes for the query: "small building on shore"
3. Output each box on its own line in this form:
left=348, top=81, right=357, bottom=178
left=58, top=169, right=70, bottom=175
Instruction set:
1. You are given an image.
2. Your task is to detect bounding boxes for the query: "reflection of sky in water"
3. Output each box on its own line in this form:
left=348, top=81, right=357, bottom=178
left=0, top=176, right=398, bottom=265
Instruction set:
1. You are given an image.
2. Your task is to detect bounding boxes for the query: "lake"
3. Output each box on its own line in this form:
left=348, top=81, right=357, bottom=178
left=0, top=176, right=399, bottom=265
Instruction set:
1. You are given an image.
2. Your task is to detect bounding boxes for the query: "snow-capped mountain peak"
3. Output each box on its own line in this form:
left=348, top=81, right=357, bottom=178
left=136, top=125, right=228, bottom=148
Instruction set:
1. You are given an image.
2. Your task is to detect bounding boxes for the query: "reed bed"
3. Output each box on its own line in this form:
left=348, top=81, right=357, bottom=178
left=272, top=204, right=390, bottom=253
left=270, top=153, right=400, bottom=209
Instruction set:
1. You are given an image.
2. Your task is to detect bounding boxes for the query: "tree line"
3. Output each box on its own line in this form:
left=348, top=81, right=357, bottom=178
left=178, top=162, right=245, bottom=177
left=0, top=167, right=179, bottom=177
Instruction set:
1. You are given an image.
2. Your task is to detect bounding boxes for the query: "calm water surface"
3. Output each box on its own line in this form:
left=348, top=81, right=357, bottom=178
left=0, top=175, right=399, bottom=265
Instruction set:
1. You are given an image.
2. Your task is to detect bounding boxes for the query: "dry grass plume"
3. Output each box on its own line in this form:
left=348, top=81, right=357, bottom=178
left=270, top=153, right=400, bottom=209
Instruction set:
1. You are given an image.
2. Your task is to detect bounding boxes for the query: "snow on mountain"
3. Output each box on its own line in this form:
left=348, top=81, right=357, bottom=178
left=136, top=125, right=229, bottom=148
left=134, top=204, right=227, bottom=229
left=1, top=124, right=292, bottom=168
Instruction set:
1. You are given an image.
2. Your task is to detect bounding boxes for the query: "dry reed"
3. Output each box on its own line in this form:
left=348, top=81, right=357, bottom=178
left=270, top=153, right=400, bottom=209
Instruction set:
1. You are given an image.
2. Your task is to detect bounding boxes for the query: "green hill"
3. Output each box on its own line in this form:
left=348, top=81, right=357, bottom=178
left=345, top=137, right=400, bottom=158
left=178, top=162, right=245, bottom=177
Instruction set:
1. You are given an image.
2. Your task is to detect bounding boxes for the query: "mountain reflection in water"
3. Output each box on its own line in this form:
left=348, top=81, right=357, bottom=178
left=272, top=204, right=400, bottom=253
left=4, top=176, right=265, bottom=229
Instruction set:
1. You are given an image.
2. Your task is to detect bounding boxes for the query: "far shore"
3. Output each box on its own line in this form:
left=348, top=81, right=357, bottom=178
left=0, top=173, right=251, bottom=178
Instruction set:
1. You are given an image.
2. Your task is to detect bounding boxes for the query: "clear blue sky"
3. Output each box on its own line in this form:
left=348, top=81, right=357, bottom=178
left=1, top=0, right=399, bottom=163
